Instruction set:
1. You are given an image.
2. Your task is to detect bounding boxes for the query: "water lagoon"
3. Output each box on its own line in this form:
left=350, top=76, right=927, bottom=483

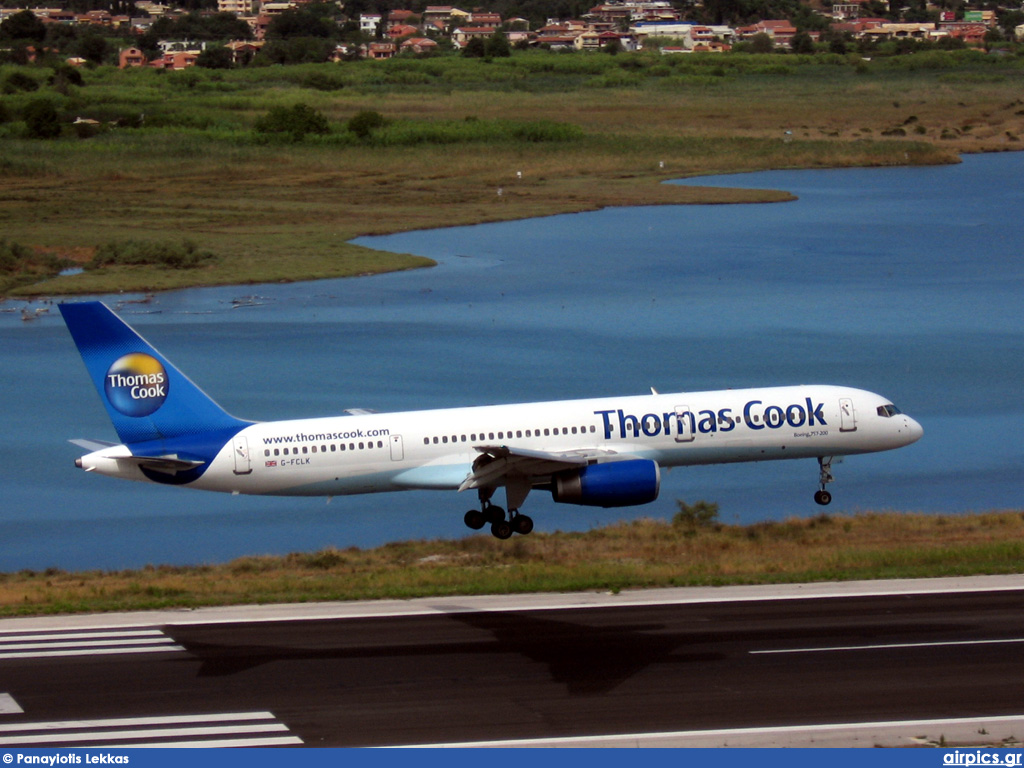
left=2, top=153, right=1020, bottom=571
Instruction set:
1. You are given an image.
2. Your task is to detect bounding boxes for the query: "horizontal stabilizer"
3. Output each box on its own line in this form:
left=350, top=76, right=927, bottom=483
left=70, top=438, right=116, bottom=452
left=118, top=454, right=206, bottom=475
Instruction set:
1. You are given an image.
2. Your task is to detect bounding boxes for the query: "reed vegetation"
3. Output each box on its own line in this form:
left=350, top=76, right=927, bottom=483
left=3, top=50, right=1022, bottom=297
left=1, top=510, right=1022, bottom=617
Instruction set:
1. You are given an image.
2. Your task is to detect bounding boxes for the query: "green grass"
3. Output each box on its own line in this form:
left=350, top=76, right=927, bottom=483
left=2, top=511, right=1023, bottom=617
left=10, top=52, right=1020, bottom=297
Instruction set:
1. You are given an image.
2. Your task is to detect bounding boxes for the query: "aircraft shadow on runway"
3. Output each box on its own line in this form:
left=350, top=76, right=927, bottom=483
left=168, top=610, right=726, bottom=696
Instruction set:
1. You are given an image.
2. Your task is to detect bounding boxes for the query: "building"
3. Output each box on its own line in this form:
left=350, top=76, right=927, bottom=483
left=363, top=41, right=397, bottom=59
left=218, top=0, right=250, bottom=15
left=151, top=50, right=199, bottom=69
left=451, top=25, right=495, bottom=48
left=400, top=37, right=438, bottom=53
left=832, top=1, right=865, bottom=20
left=359, top=13, right=382, bottom=36
left=225, top=40, right=264, bottom=64
left=119, top=46, right=147, bottom=68
left=387, top=23, right=419, bottom=39
left=423, top=6, right=468, bottom=29
left=736, top=19, right=797, bottom=46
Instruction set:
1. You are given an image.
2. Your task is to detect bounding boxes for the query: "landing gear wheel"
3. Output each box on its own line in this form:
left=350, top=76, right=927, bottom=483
left=464, top=509, right=486, bottom=530
left=512, top=514, right=534, bottom=536
left=485, top=505, right=505, bottom=525
left=491, top=520, right=513, bottom=540
left=815, top=457, right=835, bottom=507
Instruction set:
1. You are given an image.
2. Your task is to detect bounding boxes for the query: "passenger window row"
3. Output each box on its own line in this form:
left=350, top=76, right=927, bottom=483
left=423, top=425, right=597, bottom=446
left=264, top=441, right=385, bottom=457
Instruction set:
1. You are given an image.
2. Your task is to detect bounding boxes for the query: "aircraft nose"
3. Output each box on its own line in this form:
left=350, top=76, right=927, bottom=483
left=904, top=416, right=924, bottom=445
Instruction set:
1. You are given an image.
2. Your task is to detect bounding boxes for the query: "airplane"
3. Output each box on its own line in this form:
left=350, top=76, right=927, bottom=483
left=60, top=301, right=923, bottom=540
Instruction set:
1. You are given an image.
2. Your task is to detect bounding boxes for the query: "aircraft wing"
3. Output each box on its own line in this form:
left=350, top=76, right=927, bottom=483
left=458, top=445, right=621, bottom=492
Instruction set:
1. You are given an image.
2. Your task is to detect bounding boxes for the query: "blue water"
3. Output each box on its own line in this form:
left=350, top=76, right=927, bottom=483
left=1, top=153, right=1021, bottom=571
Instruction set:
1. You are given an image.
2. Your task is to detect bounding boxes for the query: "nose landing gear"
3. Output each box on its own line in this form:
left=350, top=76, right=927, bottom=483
left=814, top=456, right=834, bottom=505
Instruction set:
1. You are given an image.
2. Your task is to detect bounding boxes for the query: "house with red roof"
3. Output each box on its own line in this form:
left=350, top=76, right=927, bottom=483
left=401, top=37, right=439, bottom=53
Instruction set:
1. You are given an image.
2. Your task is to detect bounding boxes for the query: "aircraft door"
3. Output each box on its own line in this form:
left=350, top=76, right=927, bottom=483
left=390, top=434, right=404, bottom=461
left=673, top=406, right=695, bottom=443
left=839, top=398, right=857, bottom=432
left=232, top=435, right=252, bottom=475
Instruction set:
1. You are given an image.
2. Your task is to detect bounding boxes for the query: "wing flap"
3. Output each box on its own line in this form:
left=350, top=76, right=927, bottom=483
left=458, top=445, right=619, bottom=492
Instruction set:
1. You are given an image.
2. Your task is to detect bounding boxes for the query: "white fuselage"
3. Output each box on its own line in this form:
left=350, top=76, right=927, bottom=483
left=79, top=384, right=922, bottom=498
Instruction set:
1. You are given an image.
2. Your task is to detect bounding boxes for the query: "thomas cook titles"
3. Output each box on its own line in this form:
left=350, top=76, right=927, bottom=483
left=103, top=352, right=169, bottom=418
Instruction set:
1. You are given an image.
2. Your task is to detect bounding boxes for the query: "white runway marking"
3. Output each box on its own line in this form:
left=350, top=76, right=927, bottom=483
left=750, top=637, right=1024, bottom=655
left=0, top=627, right=184, bottom=659
left=0, top=711, right=302, bottom=747
left=0, top=694, right=23, bottom=715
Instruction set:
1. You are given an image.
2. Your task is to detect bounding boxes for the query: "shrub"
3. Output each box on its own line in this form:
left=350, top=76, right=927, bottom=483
left=301, top=71, right=345, bottom=91
left=0, top=239, right=33, bottom=274
left=253, top=102, right=330, bottom=140
left=22, top=98, right=61, bottom=139
left=346, top=109, right=387, bottom=139
left=3, top=70, right=38, bottom=94
left=672, top=500, right=720, bottom=532
left=88, top=239, right=217, bottom=270
left=48, top=64, right=84, bottom=89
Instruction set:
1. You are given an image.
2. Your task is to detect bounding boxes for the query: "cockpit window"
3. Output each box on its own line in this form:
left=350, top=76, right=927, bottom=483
left=877, top=404, right=902, bottom=417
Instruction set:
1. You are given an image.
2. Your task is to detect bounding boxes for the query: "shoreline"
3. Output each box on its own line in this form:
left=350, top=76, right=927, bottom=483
left=3, top=154, right=949, bottom=302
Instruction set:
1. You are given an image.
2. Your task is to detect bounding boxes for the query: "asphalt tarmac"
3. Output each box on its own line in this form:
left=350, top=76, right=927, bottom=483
left=3, top=576, right=1024, bottom=747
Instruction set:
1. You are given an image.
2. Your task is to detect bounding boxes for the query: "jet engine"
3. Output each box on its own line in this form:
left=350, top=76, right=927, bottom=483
left=551, top=459, right=661, bottom=508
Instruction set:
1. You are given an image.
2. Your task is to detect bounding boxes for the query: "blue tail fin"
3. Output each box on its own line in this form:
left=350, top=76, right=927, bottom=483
left=60, top=301, right=249, bottom=446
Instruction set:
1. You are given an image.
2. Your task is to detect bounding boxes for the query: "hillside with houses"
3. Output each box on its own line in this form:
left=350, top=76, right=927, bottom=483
left=1, top=0, right=1023, bottom=67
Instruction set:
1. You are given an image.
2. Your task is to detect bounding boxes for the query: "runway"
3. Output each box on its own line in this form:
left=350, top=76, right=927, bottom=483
left=2, top=576, right=1024, bottom=747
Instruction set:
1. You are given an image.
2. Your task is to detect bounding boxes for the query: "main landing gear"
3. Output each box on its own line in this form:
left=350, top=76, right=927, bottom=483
left=814, top=456, right=834, bottom=506
left=464, top=490, right=534, bottom=539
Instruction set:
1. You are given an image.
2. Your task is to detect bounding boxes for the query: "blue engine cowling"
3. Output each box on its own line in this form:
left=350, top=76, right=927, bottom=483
left=551, top=459, right=661, bottom=508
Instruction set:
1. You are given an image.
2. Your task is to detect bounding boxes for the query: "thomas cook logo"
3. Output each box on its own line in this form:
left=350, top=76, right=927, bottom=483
left=104, top=353, right=168, bottom=417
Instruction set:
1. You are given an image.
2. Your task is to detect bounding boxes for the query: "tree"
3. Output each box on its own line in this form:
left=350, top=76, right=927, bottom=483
left=828, top=36, right=848, bottom=54
left=75, top=33, right=110, bottom=65
left=258, top=37, right=334, bottom=64
left=196, top=45, right=234, bottom=69
left=983, top=27, right=1005, bottom=50
left=790, top=30, right=815, bottom=53
left=148, top=12, right=252, bottom=42
left=749, top=32, right=775, bottom=53
left=0, top=10, right=47, bottom=43
left=461, top=36, right=486, bottom=58
left=485, top=30, right=511, bottom=57
left=22, top=99, right=62, bottom=139
left=1000, top=10, right=1024, bottom=39
left=266, top=8, right=338, bottom=39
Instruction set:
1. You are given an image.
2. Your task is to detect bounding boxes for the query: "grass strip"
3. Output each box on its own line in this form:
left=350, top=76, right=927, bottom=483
left=2, top=510, right=1022, bottom=617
